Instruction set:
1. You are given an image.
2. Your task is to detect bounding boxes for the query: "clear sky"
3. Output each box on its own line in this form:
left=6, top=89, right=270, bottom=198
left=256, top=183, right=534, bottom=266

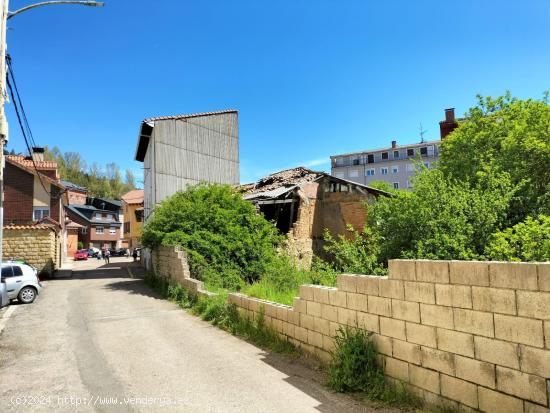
left=4, top=0, right=550, bottom=185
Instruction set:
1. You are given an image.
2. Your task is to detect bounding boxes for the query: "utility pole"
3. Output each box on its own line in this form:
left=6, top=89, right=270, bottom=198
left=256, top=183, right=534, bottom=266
left=0, top=0, right=103, bottom=266
left=0, top=0, right=9, bottom=267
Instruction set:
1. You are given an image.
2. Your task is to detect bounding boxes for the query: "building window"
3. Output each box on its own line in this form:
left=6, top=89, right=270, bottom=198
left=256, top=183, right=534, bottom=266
left=109, top=227, right=117, bottom=234
left=407, top=148, right=415, bottom=157
left=335, top=158, right=344, bottom=167
left=420, top=147, right=428, bottom=155
left=33, top=207, right=49, bottom=221
left=393, top=150, right=399, bottom=159
left=352, top=158, right=361, bottom=166
left=381, top=167, right=388, bottom=175
left=96, top=213, right=102, bottom=220
left=81, top=227, right=87, bottom=235
left=367, top=154, right=374, bottom=163
left=393, top=182, right=399, bottom=189
left=392, top=166, right=399, bottom=174
left=95, top=226, right=104, bottom=235
left=381, top=152, right=389, bottom=160
left=349, top=169, right=359, bottom=178
left=365, top=168, right=375, bottom=177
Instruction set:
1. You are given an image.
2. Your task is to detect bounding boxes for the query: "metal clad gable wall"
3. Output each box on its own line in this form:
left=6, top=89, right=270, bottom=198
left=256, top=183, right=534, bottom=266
left=152, top=112, right=239, bottom=206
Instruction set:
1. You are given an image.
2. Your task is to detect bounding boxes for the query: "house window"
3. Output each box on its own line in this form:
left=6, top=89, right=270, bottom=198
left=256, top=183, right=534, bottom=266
left=393, top=182, right=399, bottom=189
left=349, top=169, right=359, bottom=178
left=381, top=152, right=389, bottom=160
left=81, top=227, right=87, bottom=235
left=96, top=213, right=102, bottom=220
left=393, top=150, right=399, bottom=159
left=407, top=148, right=415, bottom=157
left=335, top=158, right=344, bottom=167
left=392, top=166, right=399, bottom=174
left=96, top=226, right=104, bottom=235
left=365, top=168, right=375, bottom=177
left=381, top=167, right=388, bottom=175
left=352, top=158, right=360, bottom=166
left=33, top=207, right=49, bottom=221
left=109, top=227, right=117, bottom=234
left=367, top=154, right=374, bottom=163
left=420, top=147, right=428, bottom=156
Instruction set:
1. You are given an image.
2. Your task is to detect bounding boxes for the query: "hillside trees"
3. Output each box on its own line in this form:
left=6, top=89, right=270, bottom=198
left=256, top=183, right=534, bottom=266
left=45, top=147, right=137, bottom=198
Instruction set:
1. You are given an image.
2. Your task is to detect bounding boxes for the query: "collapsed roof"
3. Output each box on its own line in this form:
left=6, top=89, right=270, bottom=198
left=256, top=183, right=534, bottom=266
left=241, top=166, right=389, bottom=202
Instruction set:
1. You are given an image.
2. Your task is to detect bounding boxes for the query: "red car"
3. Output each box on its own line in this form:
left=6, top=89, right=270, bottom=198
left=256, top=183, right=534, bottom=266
left=74, top=249, right=88, bottom=260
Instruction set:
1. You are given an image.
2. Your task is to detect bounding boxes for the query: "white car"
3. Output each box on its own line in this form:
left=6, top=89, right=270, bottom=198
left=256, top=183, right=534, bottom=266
left=1, top=262, right=43, bottom=304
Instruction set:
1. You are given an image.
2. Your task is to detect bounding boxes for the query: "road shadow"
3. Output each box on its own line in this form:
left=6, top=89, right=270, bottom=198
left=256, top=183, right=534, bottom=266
left=102, top=278, right=165, bottom=301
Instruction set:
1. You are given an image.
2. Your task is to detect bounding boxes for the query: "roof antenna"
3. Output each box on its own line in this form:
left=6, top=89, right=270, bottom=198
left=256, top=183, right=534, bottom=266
left=419, top=123, right=428, bottom=143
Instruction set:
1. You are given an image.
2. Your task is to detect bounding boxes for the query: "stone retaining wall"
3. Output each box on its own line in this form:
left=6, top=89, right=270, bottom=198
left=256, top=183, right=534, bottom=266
left=3, top=227, right=58, bottom=275
left=152, top=247, right=550, bottom=413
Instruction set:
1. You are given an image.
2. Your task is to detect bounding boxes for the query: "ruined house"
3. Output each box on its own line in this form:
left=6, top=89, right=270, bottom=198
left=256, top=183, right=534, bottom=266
left=241, top=167, right=389, bottom=267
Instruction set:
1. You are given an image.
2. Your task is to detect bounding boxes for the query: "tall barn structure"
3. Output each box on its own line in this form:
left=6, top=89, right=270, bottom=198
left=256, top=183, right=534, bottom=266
left=134, top=110, right=239, bottom=222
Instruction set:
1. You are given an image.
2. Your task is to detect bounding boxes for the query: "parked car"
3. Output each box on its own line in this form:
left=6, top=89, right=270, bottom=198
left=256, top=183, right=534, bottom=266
left=74, top=249, right=89, bottom=260
left=87, top=247, right=100, bottom=258
left=1, top=263, right=42, bottom=304
left=0, top=279, right=8, bottom=307
left=109, top=249, right=128, bottom=257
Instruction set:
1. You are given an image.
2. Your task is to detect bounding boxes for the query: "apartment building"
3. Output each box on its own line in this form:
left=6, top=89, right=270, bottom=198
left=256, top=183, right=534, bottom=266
left=330, top=108, right=458, bottom=190
left=330, top=140, right=441, bottom=190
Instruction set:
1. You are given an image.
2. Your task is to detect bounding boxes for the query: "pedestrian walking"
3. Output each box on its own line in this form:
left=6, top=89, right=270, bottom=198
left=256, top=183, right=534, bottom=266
left=132, top=249, right=138, bottom=262
left=105, top=249, right=110, bottom=264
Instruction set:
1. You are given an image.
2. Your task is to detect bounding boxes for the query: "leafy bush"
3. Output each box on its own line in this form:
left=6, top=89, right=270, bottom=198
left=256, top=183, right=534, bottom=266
left=486, top=215, right=550, bottom=261
left=322, top=226, right=386, bottom=275
left=367, top=168, right=515, bottom=261
left=141, top=183, right=282, bottom=289
left=328, top=326, right=385, bottom=394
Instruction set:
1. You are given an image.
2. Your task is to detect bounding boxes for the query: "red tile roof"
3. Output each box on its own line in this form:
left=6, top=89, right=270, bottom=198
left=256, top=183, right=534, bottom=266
left=121, top=189, right=144, bottom=204
left=6, top=155, right=58, bottom=170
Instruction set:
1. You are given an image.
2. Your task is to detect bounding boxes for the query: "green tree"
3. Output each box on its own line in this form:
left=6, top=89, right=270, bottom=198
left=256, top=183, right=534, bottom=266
left=439, top=92, right=550, bottom=223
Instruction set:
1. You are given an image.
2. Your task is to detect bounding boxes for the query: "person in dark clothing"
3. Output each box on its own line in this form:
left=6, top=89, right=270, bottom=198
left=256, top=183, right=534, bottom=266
left=132, top=249, right=138, bottom=262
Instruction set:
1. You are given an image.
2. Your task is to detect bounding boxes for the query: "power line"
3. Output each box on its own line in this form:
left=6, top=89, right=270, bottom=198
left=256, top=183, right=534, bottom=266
left=6, top=70, right=52, bottom=198
left=6, top=54, right=36, bottom=148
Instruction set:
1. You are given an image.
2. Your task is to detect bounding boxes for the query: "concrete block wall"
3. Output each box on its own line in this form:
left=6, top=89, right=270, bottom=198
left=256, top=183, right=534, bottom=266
left=152, top=246, right=215, bottom=298
left=229, top=260, right=550, bottom=413
left=152, top=247, right=550, bottom=413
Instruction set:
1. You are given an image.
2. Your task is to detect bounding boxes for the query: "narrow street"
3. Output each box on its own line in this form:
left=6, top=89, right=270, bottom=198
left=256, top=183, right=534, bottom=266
left=0, top=258, right=379, bottom=413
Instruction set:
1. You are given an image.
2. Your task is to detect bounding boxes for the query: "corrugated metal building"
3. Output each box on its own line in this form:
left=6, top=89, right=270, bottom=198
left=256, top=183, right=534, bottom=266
left=134, top=109, right=240, bottom=222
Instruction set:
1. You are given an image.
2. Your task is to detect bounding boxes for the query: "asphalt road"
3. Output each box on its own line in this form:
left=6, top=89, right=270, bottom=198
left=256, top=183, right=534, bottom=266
left=0, top=258, right=386, bottom=413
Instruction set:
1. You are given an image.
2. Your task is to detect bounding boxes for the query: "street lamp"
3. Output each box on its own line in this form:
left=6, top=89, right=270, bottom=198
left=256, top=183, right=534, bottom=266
left=8, top=1, right=104, bottom=20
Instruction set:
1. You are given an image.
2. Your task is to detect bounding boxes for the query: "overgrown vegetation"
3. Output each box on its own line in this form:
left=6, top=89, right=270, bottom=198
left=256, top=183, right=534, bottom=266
left=326, top=92, right=550, bottom=267
left=328, top=326, right=422, bottom=407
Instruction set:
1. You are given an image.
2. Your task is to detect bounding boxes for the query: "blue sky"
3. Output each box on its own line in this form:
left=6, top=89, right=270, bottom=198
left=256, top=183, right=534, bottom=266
left=5, top=0, right=550, bottom=185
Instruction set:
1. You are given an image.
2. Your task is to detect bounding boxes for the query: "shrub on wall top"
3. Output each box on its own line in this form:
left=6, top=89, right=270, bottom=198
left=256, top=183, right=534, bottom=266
left=141, top=183, right=282, bottom=289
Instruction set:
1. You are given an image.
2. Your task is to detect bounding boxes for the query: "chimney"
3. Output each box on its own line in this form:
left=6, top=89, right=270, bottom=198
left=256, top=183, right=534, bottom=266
left=391, top=140, right=397, bottom=149
left=31, top=147, right=45, bottom=162
left=445, top=108, right=455, bottom=122
left=440, top=108, right=459, bottom=139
